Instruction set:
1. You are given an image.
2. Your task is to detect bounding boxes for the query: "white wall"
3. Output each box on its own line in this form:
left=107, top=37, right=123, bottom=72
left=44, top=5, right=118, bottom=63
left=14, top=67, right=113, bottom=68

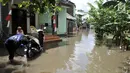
left=35, top=13, right=39, bottom=29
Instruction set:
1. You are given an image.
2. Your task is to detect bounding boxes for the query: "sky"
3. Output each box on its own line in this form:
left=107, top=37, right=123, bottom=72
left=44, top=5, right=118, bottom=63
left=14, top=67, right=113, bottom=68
left=70, top=0, right=96, bottom=19
left=70, top=0, right=106, bottom=19
left=70, top=0, right=96, bottom=12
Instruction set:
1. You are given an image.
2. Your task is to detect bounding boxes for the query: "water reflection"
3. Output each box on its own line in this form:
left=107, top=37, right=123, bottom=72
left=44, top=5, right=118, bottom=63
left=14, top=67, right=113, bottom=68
left=24, top=29, right=130, bottom=73
left=56, top=30, right=95, bottom=73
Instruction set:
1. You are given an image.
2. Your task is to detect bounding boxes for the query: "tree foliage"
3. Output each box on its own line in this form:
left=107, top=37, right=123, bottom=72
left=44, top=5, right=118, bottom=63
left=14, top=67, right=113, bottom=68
left=76, top=9, right=87, bottom=27
left=76, top=14, right=83, bottom=27
left=0, top=0, right=62, bottom=14
left=87, top=0, right=130, bottom=45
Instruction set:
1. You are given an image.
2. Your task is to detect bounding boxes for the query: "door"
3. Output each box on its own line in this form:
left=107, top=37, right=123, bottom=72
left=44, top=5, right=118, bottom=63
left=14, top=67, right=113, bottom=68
left=30, top=12, right=35, bottom=27
left=12, top=8, right=27, bottom=35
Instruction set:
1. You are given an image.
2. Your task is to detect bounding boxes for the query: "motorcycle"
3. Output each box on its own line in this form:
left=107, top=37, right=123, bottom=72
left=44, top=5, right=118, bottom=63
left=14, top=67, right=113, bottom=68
left=16, top=35, right=43, bottom=58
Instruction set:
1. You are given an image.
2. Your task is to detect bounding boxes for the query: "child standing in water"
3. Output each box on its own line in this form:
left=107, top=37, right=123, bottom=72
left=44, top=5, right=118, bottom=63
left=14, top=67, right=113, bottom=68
left=16, top=26, right=24, bottom=35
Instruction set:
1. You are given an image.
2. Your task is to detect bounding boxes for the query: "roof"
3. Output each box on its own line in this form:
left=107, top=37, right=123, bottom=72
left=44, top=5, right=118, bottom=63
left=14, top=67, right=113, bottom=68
left=66, top=13, right=76, bottom=20
left=68, top=1, right=76, bottom=7
left=59, top=0, right=76, bottom=7
left=59, top=0, right=71, bottom=7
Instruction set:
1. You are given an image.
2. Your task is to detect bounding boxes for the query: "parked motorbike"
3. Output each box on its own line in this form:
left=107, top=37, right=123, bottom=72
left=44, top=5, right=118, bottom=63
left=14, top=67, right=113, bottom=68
left=16, top=35, right=43, bottom=58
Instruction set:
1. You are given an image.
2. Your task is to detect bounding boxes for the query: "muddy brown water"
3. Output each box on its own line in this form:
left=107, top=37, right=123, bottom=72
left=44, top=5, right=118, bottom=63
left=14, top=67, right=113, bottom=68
left=0, top=29, right=130, bottom=73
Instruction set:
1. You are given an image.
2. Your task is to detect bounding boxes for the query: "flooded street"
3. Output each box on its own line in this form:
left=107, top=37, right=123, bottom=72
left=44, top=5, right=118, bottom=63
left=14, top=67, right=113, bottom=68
left=0, top=29, right=130, bottom=73
left=1, top=0, right=129, bottom=73
left=25, top=29, right=130, bottom=73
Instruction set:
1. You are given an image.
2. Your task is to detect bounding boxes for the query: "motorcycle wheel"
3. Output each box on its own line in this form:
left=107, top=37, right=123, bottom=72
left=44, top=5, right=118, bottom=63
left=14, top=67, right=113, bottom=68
left=27, top=47, right=40, bottom=58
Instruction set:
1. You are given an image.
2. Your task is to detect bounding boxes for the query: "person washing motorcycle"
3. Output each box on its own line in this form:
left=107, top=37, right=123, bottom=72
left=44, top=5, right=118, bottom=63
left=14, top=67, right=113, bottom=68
left=4, top=34, right=28, bottom=63
left=4, top=26, right=44, bottom=63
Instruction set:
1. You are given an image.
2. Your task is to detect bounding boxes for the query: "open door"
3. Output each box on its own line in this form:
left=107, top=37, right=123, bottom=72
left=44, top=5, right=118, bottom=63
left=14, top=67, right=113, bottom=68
left=12, top=8, right=27, bottom=35
left=30, top=12, right=35, bottom=27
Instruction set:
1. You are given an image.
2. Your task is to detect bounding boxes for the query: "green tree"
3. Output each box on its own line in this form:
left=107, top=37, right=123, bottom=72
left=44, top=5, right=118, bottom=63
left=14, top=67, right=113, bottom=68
left=76, top=14, right=83, bottom=27
left=0, top=0, right=61, bottom=14
left=76, top=9, right=87, bottom=28
left=87, top=0, right=106, bottom=41
left=87, top=0, right=130, bottom=46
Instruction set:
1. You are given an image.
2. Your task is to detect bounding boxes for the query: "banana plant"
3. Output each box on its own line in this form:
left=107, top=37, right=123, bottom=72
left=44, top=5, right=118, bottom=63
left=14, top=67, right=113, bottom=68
left=87, top=0, right=130, bottom=46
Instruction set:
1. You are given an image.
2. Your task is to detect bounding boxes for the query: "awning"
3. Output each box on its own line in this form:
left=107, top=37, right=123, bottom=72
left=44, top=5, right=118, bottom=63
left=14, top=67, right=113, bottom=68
left=66, top=13, right=76, bottom=20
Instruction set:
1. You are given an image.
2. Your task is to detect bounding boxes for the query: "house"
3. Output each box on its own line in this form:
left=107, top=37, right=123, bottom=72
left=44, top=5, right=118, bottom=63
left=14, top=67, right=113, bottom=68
left=66, top=1, right=76, bottom=35
left=0, top=0, right=38, bottom=35
left=38, top=0, right=71, bottom=35
left=3, top=0, right=66, bottom=35
left=38, top=0, right=76, bottom=36
left=2, top=0, right=76, bottom=37
left=56, top=0, right=72, bottom=36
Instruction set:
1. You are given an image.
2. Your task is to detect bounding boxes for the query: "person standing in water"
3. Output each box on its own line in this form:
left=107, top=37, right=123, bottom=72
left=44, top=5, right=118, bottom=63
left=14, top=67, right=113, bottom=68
left=16, top=26, right=24, bottom=34
left=4, top=34, right=28, bottom=63
left=5, top=26, right=27, bottom=63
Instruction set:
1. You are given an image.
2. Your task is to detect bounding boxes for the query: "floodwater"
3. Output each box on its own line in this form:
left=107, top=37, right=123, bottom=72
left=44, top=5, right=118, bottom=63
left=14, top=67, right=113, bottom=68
left=25, top=29, right=130, bottom=73
left=0, top=29, right=130, bottom=73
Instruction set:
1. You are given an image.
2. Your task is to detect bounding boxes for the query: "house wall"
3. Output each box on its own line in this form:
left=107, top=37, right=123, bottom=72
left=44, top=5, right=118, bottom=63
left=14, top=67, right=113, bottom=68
left=38, top=13, right=52, bottom=33
left=67, top=2, right=76, bottom=17
left=73, top=6, right=76, bottom=17
left=8, top=0, right=35, bottom=34
left=35, top=13, right=39, bottom=29
left=57, top=7, right=67, bottom=34
left=39, top=13, right=52, bottom=25
left=0, top=3, right=2, bottom=30
left=66, top=3, right=76, bottom=34
left=1, top=4, right=9, bottom=34
left=67, top=5, right=73, bottom=16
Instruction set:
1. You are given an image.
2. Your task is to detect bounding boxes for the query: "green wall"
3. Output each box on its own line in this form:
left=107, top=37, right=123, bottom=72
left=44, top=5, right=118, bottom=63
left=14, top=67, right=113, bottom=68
left=38, top=13, right=52, bottom=33
left=38, top=7, right=68, bottom=35
left=73, top=6, right=76, bottom=17
left=57, top=7, right=67, bottom=34
left=39, top=13, right=51, bottom=25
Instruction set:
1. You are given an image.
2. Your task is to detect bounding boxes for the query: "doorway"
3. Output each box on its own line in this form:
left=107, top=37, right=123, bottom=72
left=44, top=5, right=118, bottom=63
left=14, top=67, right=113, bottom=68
left=12, top=8, right=27, bottom=34
left=30, top=12, right=35, bottom=27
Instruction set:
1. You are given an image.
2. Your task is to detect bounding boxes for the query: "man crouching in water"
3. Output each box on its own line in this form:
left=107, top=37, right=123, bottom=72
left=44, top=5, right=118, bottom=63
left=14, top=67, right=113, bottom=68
left=4, top=34, right=28, bottom=63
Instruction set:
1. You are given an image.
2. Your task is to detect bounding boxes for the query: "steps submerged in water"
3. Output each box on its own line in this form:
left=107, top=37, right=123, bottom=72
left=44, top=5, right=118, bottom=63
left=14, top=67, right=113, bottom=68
left=44, top=35, right=62, bottom=43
